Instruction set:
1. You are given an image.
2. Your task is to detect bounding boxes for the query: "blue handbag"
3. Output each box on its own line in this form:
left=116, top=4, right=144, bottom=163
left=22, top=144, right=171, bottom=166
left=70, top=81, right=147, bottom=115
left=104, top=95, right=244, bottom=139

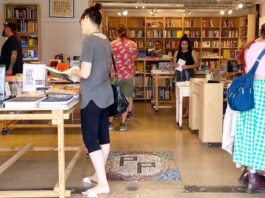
left=228, top=48, right=265, bottom=111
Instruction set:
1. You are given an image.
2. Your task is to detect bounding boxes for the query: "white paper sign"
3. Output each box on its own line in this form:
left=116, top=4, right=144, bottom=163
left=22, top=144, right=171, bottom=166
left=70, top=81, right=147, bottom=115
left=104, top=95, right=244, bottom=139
left=23, top=64, right=46, bottom=92
left=176, top=58, right=186, bottom=72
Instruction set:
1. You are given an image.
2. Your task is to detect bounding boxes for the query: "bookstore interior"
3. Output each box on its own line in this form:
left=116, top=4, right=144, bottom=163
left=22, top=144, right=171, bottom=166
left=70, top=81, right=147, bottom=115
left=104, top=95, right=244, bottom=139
left=0, top=0, right=265, bottom=198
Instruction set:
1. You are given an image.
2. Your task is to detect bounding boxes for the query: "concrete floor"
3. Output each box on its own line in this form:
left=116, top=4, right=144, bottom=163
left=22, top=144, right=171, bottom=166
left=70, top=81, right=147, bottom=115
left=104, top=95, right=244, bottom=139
left=0, top=102, right=264, bottom=198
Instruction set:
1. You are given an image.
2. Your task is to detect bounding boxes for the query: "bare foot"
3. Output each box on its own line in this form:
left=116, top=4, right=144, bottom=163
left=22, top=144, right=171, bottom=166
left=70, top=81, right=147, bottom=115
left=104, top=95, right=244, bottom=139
left=82, top=184, right=110, bottom=196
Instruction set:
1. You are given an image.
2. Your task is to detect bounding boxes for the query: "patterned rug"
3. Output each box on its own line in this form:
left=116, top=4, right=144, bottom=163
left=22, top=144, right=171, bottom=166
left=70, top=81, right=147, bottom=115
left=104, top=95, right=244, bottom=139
left=106, top=151, right=181, bottom=181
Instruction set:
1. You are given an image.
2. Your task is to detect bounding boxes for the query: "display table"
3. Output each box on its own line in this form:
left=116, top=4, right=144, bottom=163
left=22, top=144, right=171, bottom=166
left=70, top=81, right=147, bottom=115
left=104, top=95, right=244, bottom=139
left=189, top=78, right=224, bottom=143
left=151, top=70, right=175, bottom=111
left=175, top=82, right=190, bottom=129
left=0, top=100, right=83, bottom=198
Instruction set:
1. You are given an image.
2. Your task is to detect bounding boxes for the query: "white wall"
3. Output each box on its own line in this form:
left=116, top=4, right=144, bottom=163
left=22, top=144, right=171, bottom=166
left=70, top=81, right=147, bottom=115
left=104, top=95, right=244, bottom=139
left=0, top=0, right=89, bottom=64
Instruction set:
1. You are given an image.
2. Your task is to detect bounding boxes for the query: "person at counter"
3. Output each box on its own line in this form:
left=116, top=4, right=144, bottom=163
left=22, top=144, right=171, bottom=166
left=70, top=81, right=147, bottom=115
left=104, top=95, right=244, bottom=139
left=173, top=34, right=199, bottom=118
left=0, top=22, right=23, bottom=75
left=150, top=40, right=166, bottom=57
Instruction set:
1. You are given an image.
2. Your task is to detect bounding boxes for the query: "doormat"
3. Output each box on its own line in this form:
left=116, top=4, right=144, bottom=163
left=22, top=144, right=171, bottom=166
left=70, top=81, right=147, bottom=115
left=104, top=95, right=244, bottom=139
left=106, top=151, right=181, bottom=181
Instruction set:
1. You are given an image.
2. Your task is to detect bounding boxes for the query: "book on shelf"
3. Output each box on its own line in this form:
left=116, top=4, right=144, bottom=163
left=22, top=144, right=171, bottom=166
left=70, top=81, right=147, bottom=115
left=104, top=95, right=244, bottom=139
left=6, top=7, right=37, bottom=18
left=202, top=41, right=219, bottom=48
left=17, top=20, right=38, bottom=33
left=22, top=50, right=38, bottom=61
left=134, top=75, right=144, bottom=86
left=145, top=75, right=152, bottom=86
left=136, top=62, right=144, bottom=72
left=133, top=87, right=145, bottom=98
left=20, top=35, right=38, bottom=47
left=165, top=20, right=180, bottom=28
left=221, top=20, right=234, bottom=28
left=222, top=49, right=239, bottom=59
left=146, top=30, right=163, bottom=38
left=145, top=87, right=153, bottom=99
left=135, top=40, right=144, bottom=49
left=203, top=19, right=214, bottom=27
left=158, top=87, right=171, bottom=99
left=184, top=20, right=194, bottom=27
left=221, top=30, right=238, bottom=38
left=129, top=30, right=144, bottom=38
left=165, top=40, right=179, bottom=49
left=222, top=40, right=237, bottom=48
left=202, top=30, right=219, bottom=38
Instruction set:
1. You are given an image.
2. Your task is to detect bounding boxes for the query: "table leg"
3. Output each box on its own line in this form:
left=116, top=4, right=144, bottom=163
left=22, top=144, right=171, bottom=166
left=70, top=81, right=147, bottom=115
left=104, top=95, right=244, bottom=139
left=155, top=76, right=159, bottom=111
left=179, top=94, right=183, bottom=129
left=176, top=87, right=179, bottom=123
left=55, top=110, right=66, bottom=198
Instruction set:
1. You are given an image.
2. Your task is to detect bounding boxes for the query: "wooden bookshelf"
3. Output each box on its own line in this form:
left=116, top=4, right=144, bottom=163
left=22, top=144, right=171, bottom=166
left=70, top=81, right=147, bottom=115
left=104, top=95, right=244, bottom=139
left=4, top=4, right=42, bottom=63
left=104, top=15, right=255, bottom=99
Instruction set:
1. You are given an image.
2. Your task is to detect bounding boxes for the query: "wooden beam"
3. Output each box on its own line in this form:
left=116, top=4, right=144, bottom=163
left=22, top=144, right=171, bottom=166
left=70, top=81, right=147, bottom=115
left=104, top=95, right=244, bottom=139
left=0, top=190, right=71, bottom=197
left=0, top=114, right=56, bottom=120
left=0, top=144, right=32, bottom=175
left=7, top=124, right=81, bottom=128
left=54, top=145, right=84, bottom=191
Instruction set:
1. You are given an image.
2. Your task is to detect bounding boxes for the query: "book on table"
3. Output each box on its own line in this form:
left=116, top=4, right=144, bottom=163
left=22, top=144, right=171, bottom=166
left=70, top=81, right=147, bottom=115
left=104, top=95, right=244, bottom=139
left=45, top=66, right=80, bottom=83
left=4, top=96, right=45, bottom=108
left=39, top=94, right=74, bottom=108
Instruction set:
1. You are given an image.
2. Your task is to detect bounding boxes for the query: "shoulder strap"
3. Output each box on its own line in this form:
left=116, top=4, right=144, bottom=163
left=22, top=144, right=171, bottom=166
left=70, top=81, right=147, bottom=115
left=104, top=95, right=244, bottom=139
left=111, top=53, right=119, bottom=80
left=247, top=48, right=265, bottom=76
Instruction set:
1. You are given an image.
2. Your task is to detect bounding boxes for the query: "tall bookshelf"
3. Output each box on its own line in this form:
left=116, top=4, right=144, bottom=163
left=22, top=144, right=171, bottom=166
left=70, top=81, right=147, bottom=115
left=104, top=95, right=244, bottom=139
left=4, top=4, right=41, bottom=63
left=105, top=15, right=255, bottom=99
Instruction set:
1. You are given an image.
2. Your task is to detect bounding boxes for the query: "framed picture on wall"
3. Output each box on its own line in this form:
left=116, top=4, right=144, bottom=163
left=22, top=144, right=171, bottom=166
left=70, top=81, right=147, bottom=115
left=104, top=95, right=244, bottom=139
left=49, top=0, right=74, bottom=18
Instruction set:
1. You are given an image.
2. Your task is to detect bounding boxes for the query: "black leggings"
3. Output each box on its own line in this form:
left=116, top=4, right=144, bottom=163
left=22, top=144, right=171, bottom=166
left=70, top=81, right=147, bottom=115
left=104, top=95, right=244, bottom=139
left=81, top=100, right=110, bottom=153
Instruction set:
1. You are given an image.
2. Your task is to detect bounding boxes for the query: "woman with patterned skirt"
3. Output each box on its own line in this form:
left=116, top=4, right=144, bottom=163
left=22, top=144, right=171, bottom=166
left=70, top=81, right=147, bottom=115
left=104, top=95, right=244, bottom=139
left=233, top=24, right=265, bottom=193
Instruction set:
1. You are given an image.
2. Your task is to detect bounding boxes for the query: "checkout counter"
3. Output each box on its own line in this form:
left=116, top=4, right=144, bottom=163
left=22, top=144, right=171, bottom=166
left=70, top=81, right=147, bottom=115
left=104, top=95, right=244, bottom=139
left=189, top=78, right=224, bottom=143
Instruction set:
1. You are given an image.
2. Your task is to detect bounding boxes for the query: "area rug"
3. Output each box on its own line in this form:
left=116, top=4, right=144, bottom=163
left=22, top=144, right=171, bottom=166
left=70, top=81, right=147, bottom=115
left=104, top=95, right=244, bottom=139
left=106, top=151, right=181, bottom=181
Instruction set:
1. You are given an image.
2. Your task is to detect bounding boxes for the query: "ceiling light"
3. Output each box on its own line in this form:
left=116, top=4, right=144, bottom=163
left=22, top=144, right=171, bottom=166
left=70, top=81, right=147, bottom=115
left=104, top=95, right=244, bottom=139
left=220, top=10, right=225, bottom=15
left=142, top=5, right=145, bottom=9
left=182, top=12, right=186, bottom=16
left=122, top=10, right=128, bottom=16
left=150, top=10, right=153, bottom=15
left=188, top=10, right=191, bottom=15
left=117, top=11, right=122, bottom=16
left=228, top=10, right=232, bottom=15
left=238, top=3, right=243, bottom=9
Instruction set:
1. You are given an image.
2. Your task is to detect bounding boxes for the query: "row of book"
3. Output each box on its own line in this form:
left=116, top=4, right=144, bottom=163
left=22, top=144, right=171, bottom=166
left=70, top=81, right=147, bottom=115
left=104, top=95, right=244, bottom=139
left=17, top=20, right=38, bottom=33
left=202, top=41, right=219, bottom=48
left=134, top=75, right=144, bottom=86
left=134, top=87, right=145, bottom=98
left=146, top=30, right=163, bottom=38
left=159, top=88, right=171, bottom=100
left=201, top=51, right=219, bottom=57
left=200, top=60, right=218, bottom=69
left=239, top=29, right=247, bottom=37
left=145, top=88, right=153, bottom=99
left=222, top=40, right=237, bottom=48
left=6, top=7, right=37, bottom=19
left=165, top=40, right=179, bottom=49
left=22, top=50, right=38, bottom=61
left=202, top=19, right=215, bottom=28
left=191, top=40, right=200, bottom=48
left=164, top=30, right=183, bottom=38
left=221, top=20, right=234, bottom=28
left=20, top=35, right=38, bottom=47
left=165, top=20, right=180, bottom=28
left=129, top=30, right=144, bottom=38
left=185, top=30, right=201, bottom=38
left=184, top=20, right=194, bottom=27
left=202, top=30, right=219, bottom=38
left=135, top=40, right=144, bottom=49
left=222, top=49, right=240, bottom=59
left=221, top=30, right=239, bottom=38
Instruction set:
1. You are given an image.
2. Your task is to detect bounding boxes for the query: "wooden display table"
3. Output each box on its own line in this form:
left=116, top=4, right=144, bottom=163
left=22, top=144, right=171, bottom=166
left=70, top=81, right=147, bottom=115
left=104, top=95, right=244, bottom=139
left=0, top=100, right=83, bottom=198
left=151, top=70, right=175, bottom=111
left=189, top=78, right=224, bottom=143
left=175, top=82, right=190, bottom=129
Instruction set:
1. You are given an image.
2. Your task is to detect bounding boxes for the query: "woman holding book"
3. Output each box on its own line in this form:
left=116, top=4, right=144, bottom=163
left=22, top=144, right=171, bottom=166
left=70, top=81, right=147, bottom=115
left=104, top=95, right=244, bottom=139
left=173, top=34, right=199, bottom=118
left=68, top=3, right=113, bottom=197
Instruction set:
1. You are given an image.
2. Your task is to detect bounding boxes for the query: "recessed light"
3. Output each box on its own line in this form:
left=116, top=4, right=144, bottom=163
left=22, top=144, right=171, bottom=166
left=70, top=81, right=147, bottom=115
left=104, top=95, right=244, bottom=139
left=122, top=10, right=128, bottom=16
left=228, top=10, right=232, bottom=15
left=220, top=10, right=225, bottom=15
left=238, top=3, right=243, bottom=9
left=117, top=11, right=122, bottom=16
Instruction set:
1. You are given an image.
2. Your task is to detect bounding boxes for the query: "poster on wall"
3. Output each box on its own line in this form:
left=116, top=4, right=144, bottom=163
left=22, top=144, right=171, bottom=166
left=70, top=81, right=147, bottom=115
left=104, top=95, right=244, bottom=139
left=49, top=0, right=74, bottom=18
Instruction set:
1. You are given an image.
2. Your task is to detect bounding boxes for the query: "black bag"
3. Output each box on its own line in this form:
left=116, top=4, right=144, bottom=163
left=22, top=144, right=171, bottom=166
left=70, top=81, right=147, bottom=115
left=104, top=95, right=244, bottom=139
left=109, top=54, right=129, bottom=117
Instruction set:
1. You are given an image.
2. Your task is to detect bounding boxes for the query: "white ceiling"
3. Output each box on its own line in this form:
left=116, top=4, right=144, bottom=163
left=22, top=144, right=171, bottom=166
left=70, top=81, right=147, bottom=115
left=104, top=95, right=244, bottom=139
left=94, top=0, right=265, bottom=9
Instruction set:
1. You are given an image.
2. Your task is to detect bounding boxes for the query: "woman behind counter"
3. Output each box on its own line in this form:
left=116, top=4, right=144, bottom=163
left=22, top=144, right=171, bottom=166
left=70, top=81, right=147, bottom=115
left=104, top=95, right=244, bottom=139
left=173, top=34, right=199, bottom=118
left=69, top=3, right=113, bottom=197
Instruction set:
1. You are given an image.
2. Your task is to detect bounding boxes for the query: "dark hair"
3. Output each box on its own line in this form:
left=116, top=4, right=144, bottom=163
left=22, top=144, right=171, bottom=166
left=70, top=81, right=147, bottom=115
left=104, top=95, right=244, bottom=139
left=178, top=34, right=192, bottom=52
left=260, top=23, right=265, bottom=39
left=117, top=27, right=127, bottom=38
left=3, top=22, right=17, bottom=34
left=80, top=3, right=102, bottom=26
left=155, top=40, right=162, bottom=45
